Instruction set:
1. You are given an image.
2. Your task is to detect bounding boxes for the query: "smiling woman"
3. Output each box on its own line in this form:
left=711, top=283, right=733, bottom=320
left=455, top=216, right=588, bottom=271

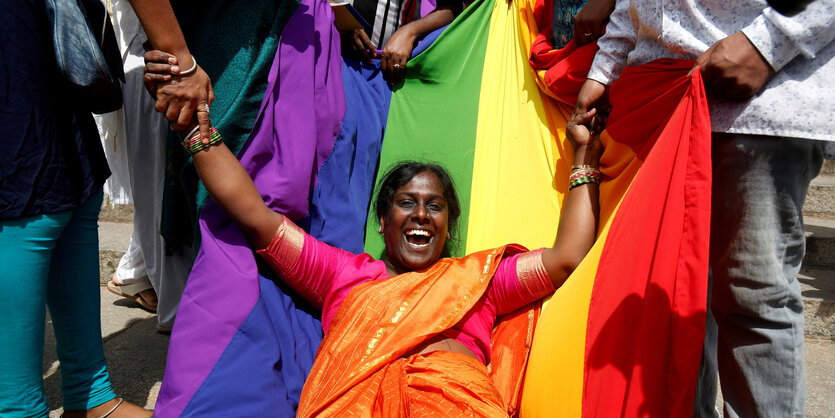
left=165, top=87, right=601, bottom=413
left=375, top=163, right=460, bottom=275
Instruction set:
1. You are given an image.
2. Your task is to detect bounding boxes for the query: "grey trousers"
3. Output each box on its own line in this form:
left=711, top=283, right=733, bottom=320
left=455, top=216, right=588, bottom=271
left=694, top=133, right=825, bottom=417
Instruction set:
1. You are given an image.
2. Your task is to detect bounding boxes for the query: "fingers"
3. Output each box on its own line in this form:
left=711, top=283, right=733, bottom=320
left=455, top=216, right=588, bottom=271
left=145, top=62, right=176, bottom=77
left=574, top=21, right=593, bottom=45
left=570, top=107, right=597, bottom=126
left=689, top=43, right=714, bottom=78
left=358, top=31, right=377, bottom=63
left=144, top=50, right=178, bottom=97
left=381, top=50, right=407, bottom=86
left=350, top=30, right=377, bottom=63
left=391, top=56, right=406, bottom=85
left=196, top=102, right=212, bottom=142
left=145, top=50, right=177, bottom=67
left=144, top=73, right=166, bottom=98
left=174, top=102, right=196, bottom=131
left=351, top=32, right=366, bottom=57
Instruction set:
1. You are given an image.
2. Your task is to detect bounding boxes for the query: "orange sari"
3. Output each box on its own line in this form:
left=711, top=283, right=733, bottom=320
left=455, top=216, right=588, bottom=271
left=297, top=246, right=530, bottom=417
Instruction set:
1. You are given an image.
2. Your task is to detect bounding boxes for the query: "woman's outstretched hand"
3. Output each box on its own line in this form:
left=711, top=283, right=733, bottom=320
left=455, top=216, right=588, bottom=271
left=143, top=50, right=215, bottom=141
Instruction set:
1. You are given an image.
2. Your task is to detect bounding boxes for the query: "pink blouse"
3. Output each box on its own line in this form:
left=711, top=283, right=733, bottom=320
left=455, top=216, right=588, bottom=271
left=257, top=217, right=555, bottom=364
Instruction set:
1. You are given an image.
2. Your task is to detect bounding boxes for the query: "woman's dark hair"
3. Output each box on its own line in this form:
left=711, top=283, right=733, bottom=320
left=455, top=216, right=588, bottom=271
left=374, top=161, right=461, bottom=240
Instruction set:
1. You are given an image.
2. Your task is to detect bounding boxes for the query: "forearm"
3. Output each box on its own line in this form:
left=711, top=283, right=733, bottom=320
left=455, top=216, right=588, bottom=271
left=542, top=145, right=601, bottom=287
left=127, top=0, right=193, bottom=68
left=397, top=0, right=461, bottom=39
left=191, top=140, right=282, bottom=249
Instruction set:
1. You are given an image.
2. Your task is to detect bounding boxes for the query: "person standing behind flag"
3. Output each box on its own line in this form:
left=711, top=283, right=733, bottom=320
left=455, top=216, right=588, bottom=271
left=573, top=0, right=833, bottom=416
left=340, top=0, right=462, bottom=86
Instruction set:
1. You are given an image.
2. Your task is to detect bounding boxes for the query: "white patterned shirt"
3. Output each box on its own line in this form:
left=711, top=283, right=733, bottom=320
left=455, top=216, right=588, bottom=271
left=587, top=0, right=835, bottom=143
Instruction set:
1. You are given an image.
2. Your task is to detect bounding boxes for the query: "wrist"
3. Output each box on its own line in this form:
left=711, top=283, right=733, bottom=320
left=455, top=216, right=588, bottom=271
left=396, top=23, right=420, bottom=41
left=573, top=144, right=602, bottom=167
left=173, top=50, right=194, bottom=70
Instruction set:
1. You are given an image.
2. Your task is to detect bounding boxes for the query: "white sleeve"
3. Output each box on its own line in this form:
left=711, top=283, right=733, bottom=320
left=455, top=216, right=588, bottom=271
left=587, top=0, right=636, bottom=85
left=741, top=0, right=835, bottom=71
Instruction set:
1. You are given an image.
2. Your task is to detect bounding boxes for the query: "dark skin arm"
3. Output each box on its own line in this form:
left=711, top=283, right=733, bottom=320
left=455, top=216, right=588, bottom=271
left=190, top=125, right=599, bottom=288
left=572, top=0, right=616, bottom=45
left=191, top=139, right=284, bottom=250
left=540, top=109, right=602, bottom=289
left=151, top=43, right=600, bottom=278
left=380, top=0, right=462, bottom=86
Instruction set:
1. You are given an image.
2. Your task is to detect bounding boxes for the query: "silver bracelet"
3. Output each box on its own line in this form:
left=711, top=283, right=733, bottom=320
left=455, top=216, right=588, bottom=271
left=178, top=55, right=197, bottom=75
left=99, top=397, right=123, bottom=418
left=184, top=124, right=200, bottom=140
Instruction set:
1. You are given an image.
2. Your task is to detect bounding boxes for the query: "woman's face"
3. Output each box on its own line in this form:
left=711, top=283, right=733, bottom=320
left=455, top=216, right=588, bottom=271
left=381, top=170, right=449, bottom=275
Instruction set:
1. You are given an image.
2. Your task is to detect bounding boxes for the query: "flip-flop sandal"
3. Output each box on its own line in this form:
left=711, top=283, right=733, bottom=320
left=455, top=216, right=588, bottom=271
left=106, top=280, right=158, bottom=312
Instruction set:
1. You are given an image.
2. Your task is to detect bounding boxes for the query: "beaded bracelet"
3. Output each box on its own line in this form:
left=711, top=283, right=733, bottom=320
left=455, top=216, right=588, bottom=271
left=569, top=167, right=602, bottom=189
left=181, top=126, right=222, bottom=155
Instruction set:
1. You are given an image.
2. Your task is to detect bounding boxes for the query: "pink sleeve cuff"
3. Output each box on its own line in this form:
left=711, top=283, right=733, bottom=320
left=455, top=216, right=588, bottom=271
left=256, top=217, right=325, bottom=306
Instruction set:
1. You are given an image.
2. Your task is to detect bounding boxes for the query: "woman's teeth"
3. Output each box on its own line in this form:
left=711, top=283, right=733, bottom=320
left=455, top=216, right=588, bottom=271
left=405, top=230, right=432, bottom=247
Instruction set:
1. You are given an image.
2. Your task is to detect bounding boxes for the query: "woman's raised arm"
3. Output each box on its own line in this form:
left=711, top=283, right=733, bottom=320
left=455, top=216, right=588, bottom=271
left=540, top=109, right=603, bottom=288
left=142, top=49, right=280, bottom=248
left=189, top=133, right=284, bottom=249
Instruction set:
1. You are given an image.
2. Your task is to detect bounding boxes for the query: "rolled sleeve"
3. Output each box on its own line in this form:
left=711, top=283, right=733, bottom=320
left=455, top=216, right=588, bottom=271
left=741, top=1, right=835, bottom=72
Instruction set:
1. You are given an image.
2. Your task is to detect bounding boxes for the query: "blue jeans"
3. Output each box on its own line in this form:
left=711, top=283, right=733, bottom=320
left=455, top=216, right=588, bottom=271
left=694, top=134, right=824, bottom=418
left=0, top=191, right=115, bottom=416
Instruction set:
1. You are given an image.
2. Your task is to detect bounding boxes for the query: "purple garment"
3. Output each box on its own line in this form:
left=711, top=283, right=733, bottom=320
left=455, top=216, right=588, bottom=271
left=421, top=0, right=437, bottom=18
left=154, top=0, right=345, bottom=415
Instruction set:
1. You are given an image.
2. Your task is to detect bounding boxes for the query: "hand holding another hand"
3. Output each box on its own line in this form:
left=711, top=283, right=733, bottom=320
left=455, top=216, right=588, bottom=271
left=570, top=79, right=609, bottom=154
left=143, top=50, right=215, bottom=142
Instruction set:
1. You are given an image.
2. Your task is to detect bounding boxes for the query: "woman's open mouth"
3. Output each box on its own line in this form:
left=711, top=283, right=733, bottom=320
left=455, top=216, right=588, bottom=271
left=404, top=229, right=433, bottom=248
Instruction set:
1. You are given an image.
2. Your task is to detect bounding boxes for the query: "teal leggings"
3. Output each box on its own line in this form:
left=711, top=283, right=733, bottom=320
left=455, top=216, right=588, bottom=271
left=0, top=191, right=115, bottom=416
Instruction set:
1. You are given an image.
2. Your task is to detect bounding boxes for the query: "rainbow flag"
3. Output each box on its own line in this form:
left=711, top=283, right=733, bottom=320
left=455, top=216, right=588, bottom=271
left=363, top=0, right=712, bottom=415
left=156, top=0, right=711, bottom=414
